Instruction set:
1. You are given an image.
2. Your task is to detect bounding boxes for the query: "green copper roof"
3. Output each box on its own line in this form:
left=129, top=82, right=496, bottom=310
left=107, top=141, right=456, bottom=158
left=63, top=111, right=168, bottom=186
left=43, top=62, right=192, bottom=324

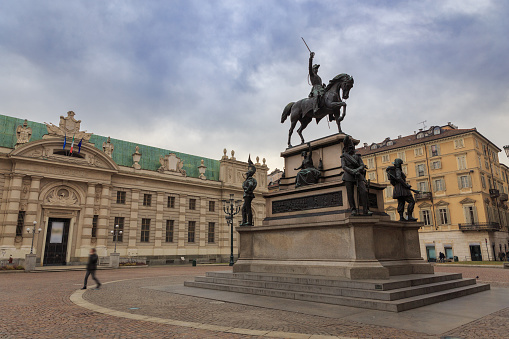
left=0, top=114, right=220, bottom=181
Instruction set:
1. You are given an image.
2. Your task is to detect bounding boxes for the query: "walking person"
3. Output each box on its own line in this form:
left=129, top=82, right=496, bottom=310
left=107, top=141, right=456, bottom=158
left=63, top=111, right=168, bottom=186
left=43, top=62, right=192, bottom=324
left=82, top=248, right=101, bottom=290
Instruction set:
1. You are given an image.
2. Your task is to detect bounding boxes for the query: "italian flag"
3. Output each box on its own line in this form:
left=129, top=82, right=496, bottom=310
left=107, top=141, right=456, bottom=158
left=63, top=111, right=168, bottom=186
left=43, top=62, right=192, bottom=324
left=69, top=135, right=75, bottom=154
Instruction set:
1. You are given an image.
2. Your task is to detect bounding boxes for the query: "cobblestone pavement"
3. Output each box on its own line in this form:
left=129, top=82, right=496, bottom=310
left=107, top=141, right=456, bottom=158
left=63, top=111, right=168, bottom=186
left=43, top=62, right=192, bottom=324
left=0, top=265, right=508, bottom=338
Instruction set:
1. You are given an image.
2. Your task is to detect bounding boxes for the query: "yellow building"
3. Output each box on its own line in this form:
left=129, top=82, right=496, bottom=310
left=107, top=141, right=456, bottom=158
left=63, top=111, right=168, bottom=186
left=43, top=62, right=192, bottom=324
left=358, top=123, right=509, bottom=262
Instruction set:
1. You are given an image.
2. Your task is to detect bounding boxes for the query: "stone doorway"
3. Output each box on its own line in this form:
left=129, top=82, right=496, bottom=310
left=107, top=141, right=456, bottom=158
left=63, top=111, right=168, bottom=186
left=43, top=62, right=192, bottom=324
left=43, top=218, right=70, bottom=266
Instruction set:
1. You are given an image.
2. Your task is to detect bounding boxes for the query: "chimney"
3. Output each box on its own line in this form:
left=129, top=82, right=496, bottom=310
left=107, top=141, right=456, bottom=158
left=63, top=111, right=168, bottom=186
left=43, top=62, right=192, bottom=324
left=363, top=143, right=368, bottom=147
left=398, top=135, right=402, bottom=139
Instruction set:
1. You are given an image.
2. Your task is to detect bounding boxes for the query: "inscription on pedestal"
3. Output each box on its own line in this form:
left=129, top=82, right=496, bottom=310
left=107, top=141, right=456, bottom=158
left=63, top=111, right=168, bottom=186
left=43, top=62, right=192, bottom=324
left=272, top=192, right=343, bottom=214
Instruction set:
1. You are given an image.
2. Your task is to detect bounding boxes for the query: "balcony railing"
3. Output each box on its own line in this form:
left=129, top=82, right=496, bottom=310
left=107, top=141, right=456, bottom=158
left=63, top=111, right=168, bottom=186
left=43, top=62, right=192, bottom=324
left=414, top=192, right=432, bottom=200
left=500, top=193, right=508, bottom=202
left=490, top=189, right=500, bottom=198
left=458, top=222, right=501, bottom=231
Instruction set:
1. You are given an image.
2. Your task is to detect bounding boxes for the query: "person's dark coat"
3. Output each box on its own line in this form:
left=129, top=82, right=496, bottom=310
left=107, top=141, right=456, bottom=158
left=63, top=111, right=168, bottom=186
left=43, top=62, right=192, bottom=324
left=87, top=253, right=98, bottom=271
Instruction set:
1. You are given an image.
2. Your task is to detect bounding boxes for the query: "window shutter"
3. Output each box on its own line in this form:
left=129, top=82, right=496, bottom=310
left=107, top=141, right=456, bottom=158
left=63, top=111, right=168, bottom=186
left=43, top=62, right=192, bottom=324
left=436, top=209, right=441, bottom=225
left=468, top=175, right=472, bottom=188
left=415, top=165, right=419, bottom=177
left=433, top=180, right=437, bottom=192
left=457, top=176, right=462, bottom=189
left=437, top=144, right=441, bottom=155
left=419, top=210, right=424, bottom=223
left=442, top=178, right=446, bottom=191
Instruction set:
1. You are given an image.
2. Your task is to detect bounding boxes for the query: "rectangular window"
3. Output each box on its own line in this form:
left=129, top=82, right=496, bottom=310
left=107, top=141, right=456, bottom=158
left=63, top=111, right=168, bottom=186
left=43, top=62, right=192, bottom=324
left=483, top=144, right=487, bottom=155
left=431, top=160, right=441, bottom=170
left=92, top=215, right=98, bottom=238
left=478, top=156, right=482, bottom=169
left=454, top=138, right=464, bottom=149
left=418, top=181, right=428, bottom=192
left=189, top=198, right=196, bottom=210
left=481, top=174, right=486, bottom=189
left=208, top=222, right=215, bottom=243
left=416, top=163, right=426, bottom=177
left=113, top=217, right=124, bottom=242
left=165, top=220, right=174, bottom=243
left=385, top=186, right=393, bottom=199
left=485, top=160, right=490, bottom=170
left=421, top=210, right=432, bottom=226
left=457, top=156, right=467, bottom=170
left=430, top=144, right=439, bottom=157
left=143, top=194, right=152, bottom=206
left=188, top=221, right=196, bottom=243
left=367, top=158, right=374, bottom=169
left=116, top=191, right=126, bottom=204
left=209, top=201, right=215, bottom=212
left=16, top=211, right=26, bottom=237
left=458, top=175, right=472, bottom=189
left=397, top=151, right=406, bottom=162
left=438, top=208, right=449, bottom=225
left=433, top=178, right=445, bottom=192
left=167, top=196, right=175, bottom=208
left=141, top=218, right=150, bottom=242
left=414, top=147, right=423, bottom=157
left=475, top=139, right=479, bottom=148
left=382, top=154, right=390, bottom=163
left=368, top=172, right=376, bottom=181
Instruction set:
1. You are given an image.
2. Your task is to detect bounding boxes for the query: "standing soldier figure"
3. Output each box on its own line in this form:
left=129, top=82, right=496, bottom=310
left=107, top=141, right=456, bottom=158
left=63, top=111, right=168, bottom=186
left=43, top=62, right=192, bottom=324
left=386, top=158, right=418, bottom=221
left=241, top=157, right=257, bottom=226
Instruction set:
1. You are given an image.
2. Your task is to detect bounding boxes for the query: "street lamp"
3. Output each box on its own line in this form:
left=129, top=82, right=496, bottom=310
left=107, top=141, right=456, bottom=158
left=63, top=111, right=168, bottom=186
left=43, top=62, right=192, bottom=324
left=222, top=194, right=242, bottom=266
left=110, top=224, right=122, bottom=253
left=26, top=221, right=42, bottom=254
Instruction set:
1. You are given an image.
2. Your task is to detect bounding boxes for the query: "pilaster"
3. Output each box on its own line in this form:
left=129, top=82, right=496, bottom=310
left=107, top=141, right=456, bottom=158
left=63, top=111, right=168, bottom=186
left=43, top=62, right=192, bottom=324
left=128, top=189, right=140, bottom=250
left=96, top=184, right=111, bottom=256
left=79, top=183, right=97, bottom=255
left=0, top=174, right=24, bottom=247
left=154, top=192, right=164, bottom=253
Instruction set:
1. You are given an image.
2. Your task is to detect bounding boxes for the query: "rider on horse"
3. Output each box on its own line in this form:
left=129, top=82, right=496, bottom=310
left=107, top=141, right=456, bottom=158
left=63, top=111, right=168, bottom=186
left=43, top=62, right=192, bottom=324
left=308, top=52, right=331, bottom=121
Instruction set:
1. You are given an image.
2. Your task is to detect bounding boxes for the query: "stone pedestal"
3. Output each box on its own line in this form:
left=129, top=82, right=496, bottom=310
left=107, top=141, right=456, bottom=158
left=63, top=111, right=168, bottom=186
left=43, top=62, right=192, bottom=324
left=233, top=133, right=433, bottom=280
left=110, top=252, right=120, bottom=269
left=25, top=254, right=36, bottom=272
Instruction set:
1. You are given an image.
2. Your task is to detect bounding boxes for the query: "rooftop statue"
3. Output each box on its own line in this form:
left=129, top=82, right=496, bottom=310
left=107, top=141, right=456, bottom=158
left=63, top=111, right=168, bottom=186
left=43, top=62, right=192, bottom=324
left=281, top=51, right=354, bottom=148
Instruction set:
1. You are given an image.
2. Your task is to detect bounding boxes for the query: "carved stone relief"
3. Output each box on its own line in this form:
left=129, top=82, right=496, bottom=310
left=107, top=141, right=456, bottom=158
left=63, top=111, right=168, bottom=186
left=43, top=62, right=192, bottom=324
left=15, top=119, right=32, bottom=148
left=158, top=153, right=186, bottom=176
left=45, top=111, right=93, bottom=141
left=45, top=187, right=79, bottom=206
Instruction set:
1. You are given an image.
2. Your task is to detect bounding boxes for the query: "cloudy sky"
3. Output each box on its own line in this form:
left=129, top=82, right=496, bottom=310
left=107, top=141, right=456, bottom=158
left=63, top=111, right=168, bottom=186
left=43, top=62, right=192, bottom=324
left=1, top=0, right=508, bottom=170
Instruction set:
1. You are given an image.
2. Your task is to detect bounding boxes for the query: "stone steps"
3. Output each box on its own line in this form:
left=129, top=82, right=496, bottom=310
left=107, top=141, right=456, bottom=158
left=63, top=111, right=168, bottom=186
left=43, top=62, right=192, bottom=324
left=184, top=272, right=490, bottom=312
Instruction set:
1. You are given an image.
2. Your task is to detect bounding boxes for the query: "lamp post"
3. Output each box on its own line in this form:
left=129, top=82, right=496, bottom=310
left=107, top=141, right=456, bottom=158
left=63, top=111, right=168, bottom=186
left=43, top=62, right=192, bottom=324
left=26, top=221, right=42, bottom=254
left=222, top=194, right=242, bottom=266
left=110, top=224, right=122, bottom=253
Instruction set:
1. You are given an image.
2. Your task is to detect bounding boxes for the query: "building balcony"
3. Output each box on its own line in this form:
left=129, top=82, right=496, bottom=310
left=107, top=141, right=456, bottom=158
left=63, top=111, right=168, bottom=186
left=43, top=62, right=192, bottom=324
left=414, top=192, right=432, bottom=200
left=490, top=189, right=500, bottom=198
left=500, top=193, right=508, bottom=202
left=458, top=222, right=501, bottom=231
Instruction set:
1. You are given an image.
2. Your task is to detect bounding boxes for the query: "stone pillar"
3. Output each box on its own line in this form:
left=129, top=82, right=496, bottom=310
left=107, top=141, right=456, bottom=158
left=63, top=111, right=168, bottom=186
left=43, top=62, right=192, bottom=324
left=154, top=192, right=164, bottom=255
left=96, top=185, right=111, bottom=257
left=199, top=197, right=206, bottom=248
left=80, top=183, right=96, bottom=257
left=178, top=194, right=187, bottom=255
left=1, top=174, right=24, bottom=248
left=25, top=253, right=36, bottom=272
left=110, top=252, right=120, bottom=269
left=128, top=189, right=140, bottom=255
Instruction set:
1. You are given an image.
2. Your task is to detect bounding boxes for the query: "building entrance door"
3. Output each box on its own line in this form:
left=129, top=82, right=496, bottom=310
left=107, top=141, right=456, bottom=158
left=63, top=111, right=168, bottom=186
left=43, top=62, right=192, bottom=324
left=469, top=245, right=482, bottom=261
left=43, top=218, right=70, bottom=266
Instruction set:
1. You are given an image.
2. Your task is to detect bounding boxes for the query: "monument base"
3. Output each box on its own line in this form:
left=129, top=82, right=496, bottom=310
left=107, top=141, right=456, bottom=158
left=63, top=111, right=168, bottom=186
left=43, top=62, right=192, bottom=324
left=234, top=216, right=433, bottom=280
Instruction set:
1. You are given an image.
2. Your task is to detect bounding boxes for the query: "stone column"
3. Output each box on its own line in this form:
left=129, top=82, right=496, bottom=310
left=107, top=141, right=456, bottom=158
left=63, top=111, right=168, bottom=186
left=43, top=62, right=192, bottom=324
left=128, top=189, right=140, bottom=255
left=154, top=192, right=164, bottom=255
left=79, top=183, right=96, bottom=257
left=0, top=174, right=24, bottom=249
left=96, top=185, right=111, bottom=257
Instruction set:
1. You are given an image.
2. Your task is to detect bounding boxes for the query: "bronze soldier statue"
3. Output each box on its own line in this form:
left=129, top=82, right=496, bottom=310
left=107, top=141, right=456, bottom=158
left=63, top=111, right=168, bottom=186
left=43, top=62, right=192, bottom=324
left=341, top=135, right=372, bottom=216
left=241, top=157, right=257, bottom=226
left=386, top=158, right=418, bottom=221
left=308, top=52, right=326, bottom=116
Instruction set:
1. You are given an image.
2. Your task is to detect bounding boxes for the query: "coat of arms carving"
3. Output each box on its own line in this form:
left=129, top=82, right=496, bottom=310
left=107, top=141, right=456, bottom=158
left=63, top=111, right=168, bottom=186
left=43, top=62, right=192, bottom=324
left=45, top=111, right=93, bottom=141
left=158, top=153, right=186, bottom=176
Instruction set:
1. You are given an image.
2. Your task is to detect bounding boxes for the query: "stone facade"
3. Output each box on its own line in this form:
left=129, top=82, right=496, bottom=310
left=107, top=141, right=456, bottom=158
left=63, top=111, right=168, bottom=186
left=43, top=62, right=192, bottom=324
left=0, top=112, right=268, bottom=266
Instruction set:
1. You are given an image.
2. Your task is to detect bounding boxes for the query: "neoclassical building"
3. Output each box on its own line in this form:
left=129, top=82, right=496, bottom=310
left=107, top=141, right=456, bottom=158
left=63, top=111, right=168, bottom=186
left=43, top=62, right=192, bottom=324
left=0, top=112, right=268, bottom=266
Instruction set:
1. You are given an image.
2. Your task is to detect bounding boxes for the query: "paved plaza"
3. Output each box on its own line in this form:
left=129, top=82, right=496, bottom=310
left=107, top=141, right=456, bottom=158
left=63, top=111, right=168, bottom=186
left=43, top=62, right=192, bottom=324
left=1, top=265, right=509, bottom=338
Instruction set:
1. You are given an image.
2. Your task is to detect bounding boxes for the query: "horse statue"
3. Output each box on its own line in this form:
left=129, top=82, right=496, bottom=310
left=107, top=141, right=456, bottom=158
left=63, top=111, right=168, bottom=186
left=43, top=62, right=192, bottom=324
left=281, top=73, right=354, bottom=148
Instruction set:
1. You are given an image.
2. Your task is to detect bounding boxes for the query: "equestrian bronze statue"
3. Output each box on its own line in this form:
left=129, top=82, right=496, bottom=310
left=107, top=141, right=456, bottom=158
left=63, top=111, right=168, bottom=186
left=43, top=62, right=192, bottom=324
left=281, top=51, right=354, bottom=148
